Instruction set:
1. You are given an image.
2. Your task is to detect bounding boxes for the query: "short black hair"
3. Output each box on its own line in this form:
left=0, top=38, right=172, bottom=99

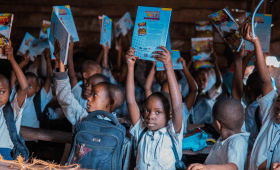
left=213, top=97, right=245, bottom=131
left=146, top=91, right=171, bottom=121
left=89, top=74, right=110, bottom=83
left=0, top=74, right=10, bottom=90
left=192, top=68, right=208, bottom=79
left=24, top=72, right=39, bottom=84
left=80, top=60, right=101, bottom=75
left=246, top=71, right=262, bottom=97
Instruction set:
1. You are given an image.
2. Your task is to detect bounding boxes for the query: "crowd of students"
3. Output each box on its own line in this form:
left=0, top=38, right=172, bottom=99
left=0, top=21, right=280, bottom=170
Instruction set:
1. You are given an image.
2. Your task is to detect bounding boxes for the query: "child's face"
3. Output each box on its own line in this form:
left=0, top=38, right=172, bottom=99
left=155, top=71, right=167, bottom=85
left=86, top=84, right=110, bottom=113
left=83, top=77, right=105, bottom=99
left=195, top=71, right=208, bottom=92
left=0, top=80, right=10, bottom=108
left=273, top=96, right=280, bottom=124
left=26, top=77, right=39, bottom=98
left=144, top=96, right=168, bottom=132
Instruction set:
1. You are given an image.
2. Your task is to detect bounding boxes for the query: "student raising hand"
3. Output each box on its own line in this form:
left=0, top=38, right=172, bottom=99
left=273, top=162, right=280, bottom=170
left=53, top=38, right=64, bottom=72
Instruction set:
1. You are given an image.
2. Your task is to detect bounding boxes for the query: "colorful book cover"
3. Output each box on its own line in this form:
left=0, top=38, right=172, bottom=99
left=100, top=15, right=112, bottom=48
left=47, top=28, right=55, bottom=60
left=209, top=8, right=243, bottom=52
left=50, top=12, right=70, bottom=65
left=0, top=13, right=13, bottom=59
left=53, top=5, right=79, bottom=42
left=39, top=20, right=51, bottom=40
left=156, top=50, right=183, bottom=71
left=166, top=32, right=172, bottom=52
left=16, top=32, right=36, bottom=57
left=29, top=39, right=49, bottom=56
left=131, top=6, right=172, bottom=61
left=196, top=21, right=213, bottom=37
left=192, top=37, right=214, bottom=69
left=115, top=12, right=133, bottom=37
left=244, top=13, right=272, bottom=53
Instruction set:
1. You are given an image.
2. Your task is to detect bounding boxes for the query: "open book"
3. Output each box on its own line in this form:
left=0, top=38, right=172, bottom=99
left=0, top=13, right=13, bottom=59
left=100, top=15, right=112, bottom=48
left=17, top=32, right=35, bottom=58
left=192, top=37, right=214, bottom=69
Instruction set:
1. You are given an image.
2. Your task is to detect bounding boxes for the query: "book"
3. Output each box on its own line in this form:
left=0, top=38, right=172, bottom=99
left=29, top=39, right=49, bottom=56
left=46, top=28, right=55, bottom=60
left=53, top=5, right=79, bottom=42
left=115, top=12, right=133, bottom=37
left=50, top=12, right=70, bottom=65
left=100, top=15, right=112, bottom=48
left=131, top=6, right=172, bottom=61
left=156, top=50, right=183, bottom=71
left=39, top=20, right=51, bottom=40
left=16, top=32, right=36, bottom=58
left=166, top=31, right=172, bottom=52
left=196, top=21, right=213, bottom=37
left=0, top=13, right=13, bottom=59
left=244, top=13, right=272, bottom=53
left=209, top=8, right=243, bottom=52
left=191, top=37, right=214, bottom=69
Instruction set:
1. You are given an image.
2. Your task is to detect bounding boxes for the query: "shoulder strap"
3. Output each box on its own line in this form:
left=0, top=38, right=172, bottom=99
left=255, top=106, right=261, bottom=131
left=138, top=127, right=148, bottom=145
left=170, top=135, right=187, bottom=169
left=33, top=92, right=42, bottom=122
left=3, top=102, right=17, bottom=135
left=169, top=136, right=179, bottom=161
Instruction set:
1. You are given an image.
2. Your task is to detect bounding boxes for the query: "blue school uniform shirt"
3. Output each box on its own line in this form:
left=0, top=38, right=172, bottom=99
left=10, top=85, right=52, bottom=128
left=248, top=90, right=280, bottom=170
left=182, top=103, right=191, bottom=134
left=0, top=93, right=26, bottom=149
left=205, top=132, right=250, bottom=170
left=130, top=118, right=184, bottom=170
left=244, top=101, right=259, bottom=148
left=71, top=83, right=87, bottom=109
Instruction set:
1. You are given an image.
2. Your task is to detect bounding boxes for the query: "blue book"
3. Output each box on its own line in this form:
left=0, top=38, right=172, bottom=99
left=131, top=6, right=172, bottom=61
left=191, top=37, right=214, bottom=69
left=115, top=12, right=133, bottom=37
left=100, top=15, right=112, bottom=48
left=47, top=28, right=55, bottom=60
left=50, top=12, right=70, bottom=65
left=244, top=13, right=272, bottom=53
left=166, top=31, right=172, bottom=52
left=53, top=5, right=79, bottom=42
left=156, top=50, right=183, bottom=71
left=17, top=32, right=35, bottom=58
left=209, top=8, right=244, bottom=53
left=0, top=13, right=13, bottom=59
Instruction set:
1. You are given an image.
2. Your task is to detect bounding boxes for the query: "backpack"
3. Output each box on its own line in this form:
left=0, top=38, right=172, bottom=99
left=33, top=92, right=49, bottom=128
left=67, top=110, right=126, bottom=170
left=3, top=102, right=29, bottom=160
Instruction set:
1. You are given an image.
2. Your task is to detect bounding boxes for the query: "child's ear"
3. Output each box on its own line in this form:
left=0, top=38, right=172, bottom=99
left=216, top=119, right=222, bottom=130
left=83, top=72, right=88, bottom=79
left=36, top=86, right=40, bottom=93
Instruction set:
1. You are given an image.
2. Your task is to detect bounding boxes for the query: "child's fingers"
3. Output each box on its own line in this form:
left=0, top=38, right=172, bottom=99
left=70, top=36, right=73, bottom=42
left=158, top=46, right=169, bottom=54
left=187, top=164, right=201, bottom=170
left=8, top=38, right=12, bottom=46
left=177, top=57, right=183, bottom=64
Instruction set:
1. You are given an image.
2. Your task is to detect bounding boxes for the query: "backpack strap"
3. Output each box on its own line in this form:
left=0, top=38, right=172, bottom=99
left=170, top=135, right=187, bottom=169
left=255, top=106, right=261, bottom=131
left=138, top=127, right=148, bottom=145
left=33, top=92, right=49, bottom=128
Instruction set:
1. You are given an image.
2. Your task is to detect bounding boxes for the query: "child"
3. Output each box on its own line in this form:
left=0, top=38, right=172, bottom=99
left=0, top=41, right=28, bottom=160
left=145, top=57, right=197, bottom=133
left=192, top=52, right=222, bottom=125
left=126, top=46, right=184, bottom=169
left=238, top=23, right=280, bottom=170
left=9, top=48, right=53, bottom=128
left=188, top=97, right=250, bottom=170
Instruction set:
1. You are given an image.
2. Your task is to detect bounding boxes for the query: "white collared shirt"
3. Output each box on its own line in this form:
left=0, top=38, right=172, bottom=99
left=130, top=118, right=184, bottom=170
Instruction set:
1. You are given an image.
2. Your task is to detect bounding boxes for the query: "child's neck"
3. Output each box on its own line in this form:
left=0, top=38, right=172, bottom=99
left=221, top=129, right=241, bottom=141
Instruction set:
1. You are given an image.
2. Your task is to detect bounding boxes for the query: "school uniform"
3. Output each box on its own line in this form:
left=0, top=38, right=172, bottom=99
left=0, top=93, right=26, bottom=160
left=205, top=132, right=250, bottom=170
left=130, top=118, right=184, bottom=170
left=182, top=103, right=191, bottom=134
left=248, top=90, right=280, bottom=170
left=71, top=83, right=87, bottom=109
left=10, top=85, right=52, bottom=128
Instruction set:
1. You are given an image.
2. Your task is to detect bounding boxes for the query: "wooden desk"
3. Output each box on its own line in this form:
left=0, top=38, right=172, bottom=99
left=183, top=145, right=213, bottom=156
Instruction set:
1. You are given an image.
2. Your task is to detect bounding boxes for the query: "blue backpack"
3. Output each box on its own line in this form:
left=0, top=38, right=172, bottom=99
left=67, top=110, right=126, bottom=170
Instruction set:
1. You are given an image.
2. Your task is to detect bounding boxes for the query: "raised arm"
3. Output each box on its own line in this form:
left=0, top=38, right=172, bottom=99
left=239, top=23, right=273, bottom=96
left=211, top=52, right=222, bottom=88
left=102, top=42, right=110, bottom=69
left=10, top=50, right=30, bottom=89
left=43, top=48, right=52, bottom=93
left=96, top=49, right=104, bottom=65
left=125, top=47, right=140, bottom=125
left=177, top=57, right=197, bottom=111
left=232, top=42, right=246, bottom=101
left=67, top=36, right=78, bottom=89
left=242, top=50, right=255, bottom=78
left=5, top=40, right=28, bottom=107
left=144, top=61, right=156, bottom=99
left=116, top=35, right=123, bottom=71
left=154, top=46, right=183, bottom=133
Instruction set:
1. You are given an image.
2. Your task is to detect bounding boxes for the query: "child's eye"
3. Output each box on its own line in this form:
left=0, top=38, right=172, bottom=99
left=144, top=109, right=149, bottom=113
left=0, top=91, right=5, bottom=94
left=94, top=93, right=97, bottom=97
left=156, top=111, right=161, bottom=114
left=29, top=85, right=33, bottom=89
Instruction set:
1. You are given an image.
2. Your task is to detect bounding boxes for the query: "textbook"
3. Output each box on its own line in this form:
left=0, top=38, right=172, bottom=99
left=100, top=15, right=112, bottom=48
left=53, top=5, right=79, bottom=42
left=196, top=21, right=213, bottom=37
left=29, top=39, right=49, bottom=56
left=156, top=50, right=183, bottom=71
left=191, top=37, right=214, bottom=69
left=50, top=12, right=70, bottom=65
left=131, top=6, right=172, bottom=61
left=39, top=20, right=51, bottom=40
left=115, top=12, right=133, bottom=37
left=0, top=13, right=13, bottom=59
left=166, top=32, right=172, bottom=52
left=244, top=13, right=272, bottom=53
left=17, top=32, right=36, bottom=57
left=209, top=8, right=243, bottom=53
left=47, top=28, right=55, bottom=60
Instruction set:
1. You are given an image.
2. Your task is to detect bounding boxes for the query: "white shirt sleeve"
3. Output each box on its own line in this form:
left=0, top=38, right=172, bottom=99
left=208, top=84, right=222, bottom=99
left=10, top=93, right=26, bottom=134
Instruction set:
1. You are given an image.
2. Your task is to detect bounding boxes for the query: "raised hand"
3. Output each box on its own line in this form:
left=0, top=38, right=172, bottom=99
left=43, top=48, right=51, bottom=60
left=210, top=52, right=218, bottom=64
left=125, top=47, right=136, bottom=67
left=4, top=39, right=14, bottom=61
left=177, top=57, right=187, bottom=68
left=233, top=41, right=246, bottom=61
left=153, top=46, right=172, bottom=69
left=53, top=38, right=61, bottom=61
left=69, top=36, right=74, bottom=49
left=239, top=23, right=258, bottom=43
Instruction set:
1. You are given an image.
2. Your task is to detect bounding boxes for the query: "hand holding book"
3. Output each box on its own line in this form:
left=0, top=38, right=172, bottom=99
left=239, top=23, right=259, bottom=44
